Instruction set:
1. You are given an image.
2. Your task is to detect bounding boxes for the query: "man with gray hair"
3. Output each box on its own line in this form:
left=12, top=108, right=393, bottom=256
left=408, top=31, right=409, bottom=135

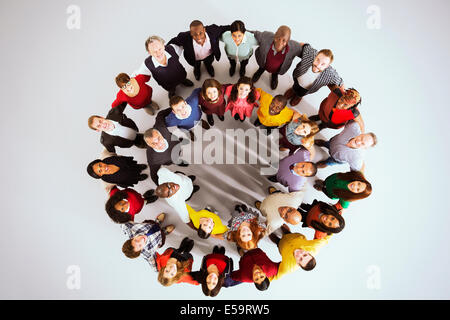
left=134, top=35, right=194, bottom=98
left=251, top=26, right=303, bottom=90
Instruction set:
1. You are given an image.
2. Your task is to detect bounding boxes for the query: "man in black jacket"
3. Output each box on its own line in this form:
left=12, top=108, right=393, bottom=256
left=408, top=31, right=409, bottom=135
left=88, top=103, right=146, bottom=153
left=168, top=20, right=230, bottom=81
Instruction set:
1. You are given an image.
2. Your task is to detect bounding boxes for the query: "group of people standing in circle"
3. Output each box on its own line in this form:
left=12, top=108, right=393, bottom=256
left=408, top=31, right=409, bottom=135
left=86, top=19, right=377, bottom=297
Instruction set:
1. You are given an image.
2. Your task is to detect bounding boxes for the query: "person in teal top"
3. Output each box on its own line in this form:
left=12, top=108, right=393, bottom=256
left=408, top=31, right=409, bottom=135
left=313, top=171, right=372, bottom=208
left=220, top=20, right=258, bottom=77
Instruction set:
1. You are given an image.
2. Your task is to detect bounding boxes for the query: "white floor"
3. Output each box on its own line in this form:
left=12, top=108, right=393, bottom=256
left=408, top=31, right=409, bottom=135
left=1, top=0, right=449, bottom=299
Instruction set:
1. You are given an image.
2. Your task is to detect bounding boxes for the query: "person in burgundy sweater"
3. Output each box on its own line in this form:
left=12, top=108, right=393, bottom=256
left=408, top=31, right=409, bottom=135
left=198, top=79, right=231, bottom=126
left=298, top=200, right=345, bottom=240
left=310, top=87, right=364, bottom=132
left=111, top=73, right=159, bottom=115
left=104, top=186, right=158, bottom=224
left=230, top=248, right=280, bottom=291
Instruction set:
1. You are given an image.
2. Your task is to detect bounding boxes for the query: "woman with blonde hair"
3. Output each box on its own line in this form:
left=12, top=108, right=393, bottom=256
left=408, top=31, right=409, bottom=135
left=279, top=112, right=319, bottom=157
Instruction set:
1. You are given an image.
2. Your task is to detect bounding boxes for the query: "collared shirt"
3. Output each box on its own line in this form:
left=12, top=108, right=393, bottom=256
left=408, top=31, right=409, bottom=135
left=220, top=31, right=258, bottom=61
left=133, top=44, right=183, bottom=75
left=121, top=222, right=163, bottom=271
left=108, top=120, right=137, bottom=141
left=329, top=121, right=364, bottom=171
left=193, top=32, right=212, bottom=61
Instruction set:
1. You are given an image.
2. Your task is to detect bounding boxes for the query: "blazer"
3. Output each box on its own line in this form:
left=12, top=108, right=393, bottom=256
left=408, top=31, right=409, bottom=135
left=100, top=103, right=139, bottom=153
left=253, top=30, right=303, bottom=75
left=168, top=24, right=230, bottom=66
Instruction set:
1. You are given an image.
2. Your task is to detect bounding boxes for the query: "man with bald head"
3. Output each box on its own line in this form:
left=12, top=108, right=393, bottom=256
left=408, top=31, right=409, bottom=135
left=252, top=26, right=303, bottom=90
left=168, top=20, right=230, bottom=81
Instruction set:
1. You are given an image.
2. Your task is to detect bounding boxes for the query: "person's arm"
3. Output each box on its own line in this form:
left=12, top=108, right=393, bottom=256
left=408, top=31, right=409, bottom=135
left=169, top=44, right=183, bottom=57
left=186, top=221, right=197, bottom=231
left=354, top=114, right=365, bottom=133
left=211, top=233, right=225, bottom=240
left=305, top=144, right=316, bottom=161
left=131, top=61, right=151, bottom=77
left=359, top=162, right=366, bottom=174
left=167, top=33, right=183, bottom=48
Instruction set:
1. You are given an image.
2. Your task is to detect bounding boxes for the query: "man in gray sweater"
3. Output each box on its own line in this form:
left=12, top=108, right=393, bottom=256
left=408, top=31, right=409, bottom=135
left=251, top=26, right=302, bottom=90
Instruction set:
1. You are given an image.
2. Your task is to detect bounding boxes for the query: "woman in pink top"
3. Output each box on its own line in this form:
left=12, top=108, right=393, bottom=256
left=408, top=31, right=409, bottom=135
left=224, top=76, right=260, bottom=122
left=111, top=73, right=159, bottom=115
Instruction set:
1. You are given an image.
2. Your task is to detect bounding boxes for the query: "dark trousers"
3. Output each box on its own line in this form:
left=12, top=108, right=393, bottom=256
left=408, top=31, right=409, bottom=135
left=194, top=54, right=214, bottom=71
left=293, top=78, right=309, bottom=97
left=228, top=57, right=249, bottom=70
left=253, top=118, right=278, bottom=135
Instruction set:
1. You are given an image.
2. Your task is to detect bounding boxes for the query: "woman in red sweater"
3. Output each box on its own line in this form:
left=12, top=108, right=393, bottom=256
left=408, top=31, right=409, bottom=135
left=111, top=73, right=159, bottom=115
left=298, top=200, right=345, bottom=239
left=198, top=79, right=230, bottom=126
left=224, top=76, right=260, bottom=122
left=156, top=237, right=198, bottom=287
left=105, top=186, right=157, bottom=223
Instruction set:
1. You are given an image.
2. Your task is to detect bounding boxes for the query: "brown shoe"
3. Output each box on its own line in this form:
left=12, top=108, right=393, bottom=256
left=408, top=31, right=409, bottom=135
left=255, top=201, right=261, bottom=210
left=156, top=213, right=166, bottom=224
left=290, top=95, right=302, bottom=106
left=284, top=88, right=295, bottom=99
left=151, top=101, right=160, bottom=110
left=316, top=161, right=328, bottom=169
left=268, top=186, right=278, bottom=194
left=201, top=119, right=210, bottom=130
left=163, top=224, right=175, bottom=235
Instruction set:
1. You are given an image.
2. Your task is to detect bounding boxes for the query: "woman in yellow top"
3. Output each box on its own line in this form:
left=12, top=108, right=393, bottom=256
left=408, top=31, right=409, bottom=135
left=268, top=224, right=330, bottom=281
left=254, top=88, right=294, bottom=135
left=186, top=204, right=228, bottom=239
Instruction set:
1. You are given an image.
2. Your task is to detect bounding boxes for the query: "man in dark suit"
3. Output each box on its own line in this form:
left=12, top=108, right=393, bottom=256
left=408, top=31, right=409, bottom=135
left=168, top=20, right=230, bottom=80
left=88, top=103, right=146, bottom=153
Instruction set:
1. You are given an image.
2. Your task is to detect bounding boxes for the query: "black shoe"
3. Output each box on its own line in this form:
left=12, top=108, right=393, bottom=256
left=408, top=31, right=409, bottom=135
left=314, top=139, right=327, bottom=147
left=229, top=64, right=236, bottom=77
left=188, top=175, right=196, bottom=182
left=138, top=164, right=148, bottom=171
left=145, top=195, right=158, bottom=203
left=193, top=185, right=200, bottom=193
left=252, top=67, right=265, bottom=83
left=239, top=65, right=246, bottom=77
left=270, top=73, right=278, bottom=90
left=178, top=161, right=189, bottom=167
left=268, top=175, right=278, bottom=183
left=189, top=131, right=195, bottom=142
left=168, top=90, right=176, bottom=98
left=182, top=78, right=194, bottom=87
left=194, top=67, right=201, bottom=81
left=139, top=174, right=148, bottom=181
left=201, top=119, right=210, bottom=130
left=207, top=114, right=214, bottom=126
left=143, top=189, right=155, bottom=201
left=205, top=64, right=215, bottom=77
left=218, top=115, right=224, bottom=121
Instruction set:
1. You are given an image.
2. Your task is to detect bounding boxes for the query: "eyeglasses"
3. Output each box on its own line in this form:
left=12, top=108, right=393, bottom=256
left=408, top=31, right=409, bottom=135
left=121, top=81, right=132, bottom=90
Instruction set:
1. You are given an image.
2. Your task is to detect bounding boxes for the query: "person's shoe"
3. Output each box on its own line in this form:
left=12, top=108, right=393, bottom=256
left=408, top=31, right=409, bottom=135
left=178, top=161, right=189, bottom=167
left=145, top=195, right=158, bottom=203
left=290, top=95, right=302, bottom=106
left=192, top=185, right=200, bottom=193
left=156, top=213, right=166, bottom=224
left=237, top=247, right=245, bottom=257
left=270, top=73, right=278, bottom=90
left=189, top=130, right=195, bottom=142
left=268, top=233, right=280, bottom=245
left=313, top=180, right=324, bottom=191
left=229, top=64, right=236, bottom=77
left=318, top=123, right=327, bottom=131
left=218, top=115, right=225, bottom=121
left=279, top=147, right=289, bottom=152
left=168, top=90, right=176, bottom=99
left=240, top=204, right=248, bottom=212
left=194, top=67, right=201, bottom=81
left=138, top=164, right=148, bottom=170
left=139, top=174, right=148, bottom=181
left=205, top=64, right=215, bottom=77
left=144, top=106, right=155, bottom=115
left=281, top=223, right=292, bottom=234
left=268, top=186, right=278, bottom=194
left=284, top=88, right=295, bottom=99
left=207, top=115, right=214, bottom=126
left=252, top=67, right=265, bottom=83
left=151, top=100, right=160, bottom=110
left=163, top=224, right=175, bottom=235
left=188, top=175, right=196, bottom=182
left=255, top=201, right=261, bottom=210
left=316, top=161, right=328, bottom=169
left=314, top=139, right=327, bottom=147
left=181, top=78, right=194, bottom=87
left=201, top=119, right=210, bottom=130
left=268, top=175, right=278, bottom=183
left=205, top=205, right=216, bottom=214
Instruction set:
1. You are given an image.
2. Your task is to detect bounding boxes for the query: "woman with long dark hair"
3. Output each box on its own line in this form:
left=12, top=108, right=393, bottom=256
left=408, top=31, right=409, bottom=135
left=224, top=76, right=260, bottom=122
left=198, top=79, right=230, bottom=126
left=314, top=171, right=372, bottom=208
left=298, top=200, right=345, bottom=239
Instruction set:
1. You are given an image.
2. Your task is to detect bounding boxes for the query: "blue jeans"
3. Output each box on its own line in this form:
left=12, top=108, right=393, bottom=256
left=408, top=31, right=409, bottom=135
left=322, top=140, right=344, bottom=166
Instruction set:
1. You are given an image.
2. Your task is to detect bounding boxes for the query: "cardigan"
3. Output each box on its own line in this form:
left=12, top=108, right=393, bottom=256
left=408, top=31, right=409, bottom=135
left=224, top=85, right=260, bottom=120
left=255, top=88, right=293, bottom=127
left=111, top=74, right=153, bottom=110
left=253, top=31, right=302, bottom=75
left=99, top=156, right=143, bottom=188
left=109, top=186, right=144, bottom=219
left=187, top=204, right=229, bottom=235
left=292, top=44, right=343, bottom=95
left=329, top=121, right=364, bottom=171
left=270, top=233, right=331, bottom=281
left=165, top=88, right=202, bottom=130
left=220, top=31, right=258, bottom=61
left=168, top=24, right=230, bottom=66
left=144, top=45, right=187, bottom=91
left=230, top=248, right=279, bottom=283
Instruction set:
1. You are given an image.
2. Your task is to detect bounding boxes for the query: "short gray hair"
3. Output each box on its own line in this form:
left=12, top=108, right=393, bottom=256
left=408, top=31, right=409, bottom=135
left=144, top=128, right=159, bottom=140
left=145, top=35, right=165, bottom=51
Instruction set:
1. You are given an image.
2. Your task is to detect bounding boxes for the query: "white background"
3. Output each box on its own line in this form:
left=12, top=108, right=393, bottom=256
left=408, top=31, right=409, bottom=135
left=1, top=0, right=449, bottom=299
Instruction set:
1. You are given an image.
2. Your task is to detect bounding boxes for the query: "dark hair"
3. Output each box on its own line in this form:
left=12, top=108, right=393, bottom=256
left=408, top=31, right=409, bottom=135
left=122, top=239, right=140, bottom=259
left=189, top=20, right=203, bottom=28
left=197, top=228, right=211, bottom=239
left=333, top=171, right=372, bottom=201
left=229, top=77, right=256, bottom=104
left=310, top=202, right=345, bottom=234
left=87, top=159, right=102, bottom=179
left=230, top=20, right=246, bottom=33
left=105, top=190, right=134, bottom=224
left=169, top=95, right=185, bottom=107
left=301, top=256, right=316, bottom=271
left=272, top=94, right=287, bottom=107
left=200, top=270, right=225, bottom=297
left=255, top=278, right=270, bottom=291
left=201, top=79, right=223, bottom=102
left=115, top=73, right=130, bottom=88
